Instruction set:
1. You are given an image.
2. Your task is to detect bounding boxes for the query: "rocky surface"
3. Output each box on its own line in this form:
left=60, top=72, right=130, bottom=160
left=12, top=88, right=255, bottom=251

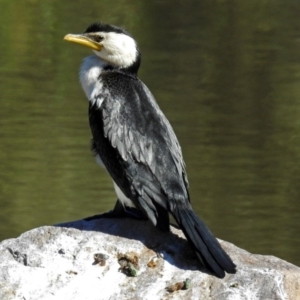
left=0, top=217, right=299, bottom=300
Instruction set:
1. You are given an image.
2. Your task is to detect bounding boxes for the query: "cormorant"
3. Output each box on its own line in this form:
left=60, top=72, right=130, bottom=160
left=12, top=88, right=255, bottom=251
left=64, top=22, right=236, bottom=278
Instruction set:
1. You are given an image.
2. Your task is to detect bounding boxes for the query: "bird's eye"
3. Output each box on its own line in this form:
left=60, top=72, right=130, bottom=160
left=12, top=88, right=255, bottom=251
left=94, top=35, right=104, bottom=43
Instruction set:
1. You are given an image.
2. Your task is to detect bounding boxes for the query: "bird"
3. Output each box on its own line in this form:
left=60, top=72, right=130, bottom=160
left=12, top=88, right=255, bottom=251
left=64, top=22, right=236, bottom=278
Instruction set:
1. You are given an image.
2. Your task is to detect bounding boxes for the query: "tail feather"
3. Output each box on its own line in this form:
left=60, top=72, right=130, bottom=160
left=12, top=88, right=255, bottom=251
left=172, top=206, right=236, bottom=278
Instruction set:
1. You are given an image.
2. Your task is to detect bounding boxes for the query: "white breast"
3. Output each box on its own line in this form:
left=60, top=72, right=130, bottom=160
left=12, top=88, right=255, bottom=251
left=81, top=56, right=134, bottom=208
left=79, top=55, right=106, bottom=101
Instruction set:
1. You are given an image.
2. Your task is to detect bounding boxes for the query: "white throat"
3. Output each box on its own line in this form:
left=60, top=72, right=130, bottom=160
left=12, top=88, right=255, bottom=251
left=79, top=55, right=107, bottom=100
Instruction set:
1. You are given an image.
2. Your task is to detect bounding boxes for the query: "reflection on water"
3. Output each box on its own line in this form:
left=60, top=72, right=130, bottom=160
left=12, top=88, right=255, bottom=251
left=1, top=1, right=300, bottom=266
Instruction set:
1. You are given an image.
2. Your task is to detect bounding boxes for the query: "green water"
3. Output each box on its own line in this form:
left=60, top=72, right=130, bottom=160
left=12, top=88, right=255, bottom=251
left=1, top=0, right=300, bottom=266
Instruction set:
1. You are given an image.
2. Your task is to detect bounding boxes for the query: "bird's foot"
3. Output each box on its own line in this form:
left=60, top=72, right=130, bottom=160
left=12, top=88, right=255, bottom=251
left=84, top=200, right=146, bottom=221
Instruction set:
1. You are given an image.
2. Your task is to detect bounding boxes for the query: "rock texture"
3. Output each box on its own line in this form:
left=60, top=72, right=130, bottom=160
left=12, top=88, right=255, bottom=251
left=0, top=217, right=299, bottom=300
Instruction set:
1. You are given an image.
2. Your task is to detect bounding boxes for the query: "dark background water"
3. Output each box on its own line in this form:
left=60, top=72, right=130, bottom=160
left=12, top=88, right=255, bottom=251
left=1, top=0, right=300, bottom=267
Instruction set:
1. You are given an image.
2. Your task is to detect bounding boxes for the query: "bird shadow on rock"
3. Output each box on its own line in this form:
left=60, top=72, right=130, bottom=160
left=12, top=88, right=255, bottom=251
left=56, top=215, right=213, bottom=276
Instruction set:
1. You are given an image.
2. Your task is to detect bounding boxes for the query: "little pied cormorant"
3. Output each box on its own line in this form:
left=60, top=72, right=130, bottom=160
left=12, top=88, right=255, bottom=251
left=64, top=22, right=236, bottom=278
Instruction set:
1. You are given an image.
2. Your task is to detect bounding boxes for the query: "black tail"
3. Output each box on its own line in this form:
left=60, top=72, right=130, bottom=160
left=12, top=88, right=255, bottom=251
left=171, top=205, right=236, bottom=278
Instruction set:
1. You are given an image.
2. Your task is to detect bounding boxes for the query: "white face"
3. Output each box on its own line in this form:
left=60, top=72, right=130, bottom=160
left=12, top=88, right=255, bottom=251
left=91, top=32, right=138, bottom=68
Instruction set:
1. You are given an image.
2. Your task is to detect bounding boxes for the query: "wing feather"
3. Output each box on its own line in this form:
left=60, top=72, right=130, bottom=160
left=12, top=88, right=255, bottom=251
left=90, top=72, right=189, bottom=216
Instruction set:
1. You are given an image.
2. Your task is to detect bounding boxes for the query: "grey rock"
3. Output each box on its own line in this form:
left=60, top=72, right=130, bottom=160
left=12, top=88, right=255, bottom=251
left=0, top=218, right=299, bottom=300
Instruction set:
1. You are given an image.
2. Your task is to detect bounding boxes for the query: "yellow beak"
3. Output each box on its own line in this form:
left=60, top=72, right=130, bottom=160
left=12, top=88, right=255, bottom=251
left=63, top=34, right=103, bottom=51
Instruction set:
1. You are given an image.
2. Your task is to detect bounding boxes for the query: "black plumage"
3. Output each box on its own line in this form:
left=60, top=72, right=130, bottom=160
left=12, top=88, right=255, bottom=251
left=64, top=22, right=236, bottom=278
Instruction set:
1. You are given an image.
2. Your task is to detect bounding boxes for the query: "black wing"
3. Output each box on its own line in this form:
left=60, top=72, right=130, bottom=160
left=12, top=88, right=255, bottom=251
left=89, top=71, right=189, bottom=226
